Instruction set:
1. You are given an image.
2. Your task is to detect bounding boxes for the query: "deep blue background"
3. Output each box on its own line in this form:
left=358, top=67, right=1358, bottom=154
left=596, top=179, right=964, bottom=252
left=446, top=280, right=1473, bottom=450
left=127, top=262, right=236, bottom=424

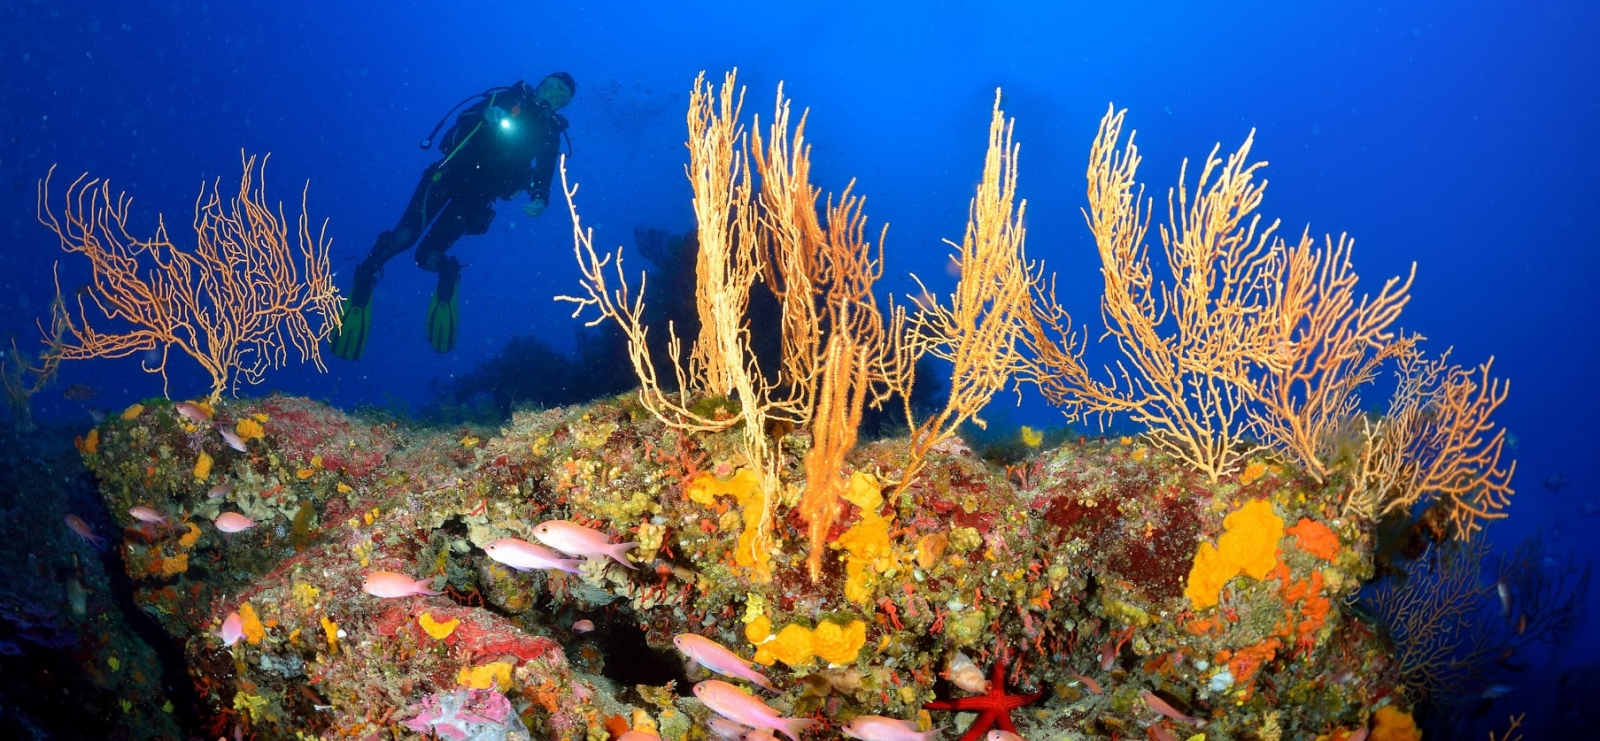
left=3, top=1, right=1596, bottom=733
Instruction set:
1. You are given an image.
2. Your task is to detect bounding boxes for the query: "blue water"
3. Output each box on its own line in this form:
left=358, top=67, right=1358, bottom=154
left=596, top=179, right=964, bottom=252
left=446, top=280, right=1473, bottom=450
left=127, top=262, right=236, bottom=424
left=3, top=1, right=1596, bottom=736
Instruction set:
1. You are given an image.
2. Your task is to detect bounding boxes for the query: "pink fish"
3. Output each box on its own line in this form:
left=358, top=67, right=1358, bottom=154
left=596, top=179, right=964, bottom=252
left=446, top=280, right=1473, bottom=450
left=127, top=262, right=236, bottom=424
left=617, top=732, right=661, bottom=741
left=1140, top=691, right=1200, bottom=724
left=214, top=512, right=256, bottom=533
left=675, top=633, right=777, bottom=691
left=64, top=514, right=105, bottom=548
left=129, top=506, right=169, bottom=526
left=692, top=680, right=815, bottom=741
left=209, top=482, right=233, bottom=499
left=1148, top=725, right=1180, bottom=741
left=707, top=718, right=751, bottom=741
left=215, top=424, right=247, bottom=452
left=362, top=570, right=443, bottom=598
left=218, top=611, right=244, bottom=646
left=531, top=519, right=638, bottom=569
left=987, top=732, right=1026, bottom=741
left=946, top=651, right=990, bottom=694
left=484, top=538, right=583, bottom=574
left=841, top=716, right=941, bottom=741
left=572, top=619, right=596, bottom=633
left=174, top=401, right=211, bottom=424
left=1072, top=670, right=1103, bottom=696
left=1344, top=728, right=1369, bottom=741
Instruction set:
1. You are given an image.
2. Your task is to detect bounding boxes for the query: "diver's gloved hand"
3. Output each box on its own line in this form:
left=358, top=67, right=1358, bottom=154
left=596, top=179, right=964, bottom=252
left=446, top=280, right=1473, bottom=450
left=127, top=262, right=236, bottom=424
left=524, top=198, right=546, bottom=218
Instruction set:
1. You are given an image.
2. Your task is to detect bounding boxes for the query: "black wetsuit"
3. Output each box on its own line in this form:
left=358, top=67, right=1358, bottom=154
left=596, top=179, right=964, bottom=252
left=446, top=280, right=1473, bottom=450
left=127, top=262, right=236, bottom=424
left=349, top=81, right=567, bottom=305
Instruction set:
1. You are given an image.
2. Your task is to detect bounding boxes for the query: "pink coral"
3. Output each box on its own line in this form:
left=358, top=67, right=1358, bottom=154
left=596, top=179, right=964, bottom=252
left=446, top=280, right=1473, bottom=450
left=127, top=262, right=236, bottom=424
left=402, top=688, right=528, bottom=740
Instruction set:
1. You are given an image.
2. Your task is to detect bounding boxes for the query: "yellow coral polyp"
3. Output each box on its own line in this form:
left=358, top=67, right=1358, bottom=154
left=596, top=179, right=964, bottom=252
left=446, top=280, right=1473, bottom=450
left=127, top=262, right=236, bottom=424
left=193, top=452, right=213, bottom=481
left=745, top=614, right=772, bottom=644
left=686, top=469, right=772, bottom=581
left=234, top=417, right=265, bottom=441
left=238, top=603, right=266, bottom=645
left=812, top=619, right=867, bottom=665
left=121, top=403, right=145, bottom=420
left=833, top=472, right=898, bottom=604
left=296, top=467, right=316, bottom=480
left=1184, top=499, right=1285, bottom=609
left=419, top=611, right=460, bottom=640
left=178, top=522, right=203, bottom=548
left=159, top=552, right=189, bottom=576
left=458, top=661, right=514, bottom=689
left=81, top=428, right=99, bottom=455
left=765, top=623, right=816, bottom=667
left=1371, top=705, right=1421, bottom=741
left=320, top=615, right=340, bottom=654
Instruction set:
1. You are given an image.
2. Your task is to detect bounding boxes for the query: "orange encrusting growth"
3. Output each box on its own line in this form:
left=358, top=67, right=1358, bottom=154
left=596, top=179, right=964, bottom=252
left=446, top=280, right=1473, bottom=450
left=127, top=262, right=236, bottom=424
left=1287, top=517, right=1340, bottom=560
left=1184, top=499, right=1285, bottom=609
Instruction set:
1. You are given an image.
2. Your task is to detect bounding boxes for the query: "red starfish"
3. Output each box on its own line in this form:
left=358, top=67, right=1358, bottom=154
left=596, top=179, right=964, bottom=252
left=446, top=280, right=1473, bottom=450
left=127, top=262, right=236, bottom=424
left=923, top=651, right=1043, bottom=741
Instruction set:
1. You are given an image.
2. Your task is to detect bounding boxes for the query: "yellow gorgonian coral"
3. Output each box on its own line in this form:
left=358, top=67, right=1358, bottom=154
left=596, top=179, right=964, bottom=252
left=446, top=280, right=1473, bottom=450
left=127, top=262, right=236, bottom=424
left=1184, top=499, right=1285, bottom=609
left=812, top=619, right=867, bottom=665
left=419, top=612, right=460, bottom=640
left=121, top=403, right=145, bottom=420
left=234, top=417, right=265, bottom=441
left=178, top=522, right=203, bottom=548
left=193, top=452, right=213, bottom=481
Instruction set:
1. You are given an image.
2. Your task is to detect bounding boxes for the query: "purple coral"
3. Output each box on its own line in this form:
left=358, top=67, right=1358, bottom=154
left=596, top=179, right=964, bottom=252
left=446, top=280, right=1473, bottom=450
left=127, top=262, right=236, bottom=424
left=402, top=687, right=529, bottom=741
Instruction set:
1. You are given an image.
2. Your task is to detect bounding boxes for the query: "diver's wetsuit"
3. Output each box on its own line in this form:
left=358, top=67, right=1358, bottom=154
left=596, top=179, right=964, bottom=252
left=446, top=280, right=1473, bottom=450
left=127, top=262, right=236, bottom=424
left=348, top=80, right=567, bottom=309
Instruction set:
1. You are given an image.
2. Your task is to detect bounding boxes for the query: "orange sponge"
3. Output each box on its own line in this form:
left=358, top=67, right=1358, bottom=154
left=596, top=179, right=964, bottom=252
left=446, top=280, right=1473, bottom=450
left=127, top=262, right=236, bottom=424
left=1184, top=499, right=1285, bottom=609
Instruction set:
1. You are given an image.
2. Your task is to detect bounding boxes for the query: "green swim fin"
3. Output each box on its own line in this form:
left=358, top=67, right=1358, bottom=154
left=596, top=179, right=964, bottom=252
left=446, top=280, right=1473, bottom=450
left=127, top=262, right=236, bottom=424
left=426, top=262, right=460, bottom=354
left=331, top=296, right=373, bottom=361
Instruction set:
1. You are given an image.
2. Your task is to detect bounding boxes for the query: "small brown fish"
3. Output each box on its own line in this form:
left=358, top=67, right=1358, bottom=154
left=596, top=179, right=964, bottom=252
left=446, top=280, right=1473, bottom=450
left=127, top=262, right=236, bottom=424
left=174, top=401, right=211, bottom=424
left=1071, top=670, right=1103, bottom=696
left=61, top=384, right=97, bottom=401
left=216, top=424, right=247, bottom=452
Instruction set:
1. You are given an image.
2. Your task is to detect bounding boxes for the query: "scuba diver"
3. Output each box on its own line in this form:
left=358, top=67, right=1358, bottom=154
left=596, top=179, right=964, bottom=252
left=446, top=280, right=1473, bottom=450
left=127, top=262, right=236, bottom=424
left=331, top=72, right=576, bottom=360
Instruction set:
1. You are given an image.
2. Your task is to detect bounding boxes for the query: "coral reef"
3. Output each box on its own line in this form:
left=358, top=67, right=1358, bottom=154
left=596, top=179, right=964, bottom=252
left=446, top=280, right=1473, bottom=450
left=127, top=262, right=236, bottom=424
left=77, top=392, right=1414, bottom=740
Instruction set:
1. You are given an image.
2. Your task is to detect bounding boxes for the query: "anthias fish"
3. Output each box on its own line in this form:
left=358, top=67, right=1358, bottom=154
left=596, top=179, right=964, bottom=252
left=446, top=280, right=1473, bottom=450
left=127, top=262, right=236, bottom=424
left=216, top=425, right=248, bottom=452
left=175, top=401, right=212, bottom=424
left=64, top=514, right=105, bottom=548
left=1140, top=691, right=1200, bottom=724
left=674, top=633, right=777, bottom=691
left=214, top=512, right=256, bottom=533
left=691, top=680, right=815, bottom=741
left=841, top=716, right=942, bottom=741
left=362, top=571, right=443, bottom=598
left=532, top=519, right=639, bottom=569
left=218, top=611, right=244, bottom=647
left=945, top=651, right=990, bottom=693
left=484, top=538, right=583, bottom=574
left=129, top=506, right=169, bottom=525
